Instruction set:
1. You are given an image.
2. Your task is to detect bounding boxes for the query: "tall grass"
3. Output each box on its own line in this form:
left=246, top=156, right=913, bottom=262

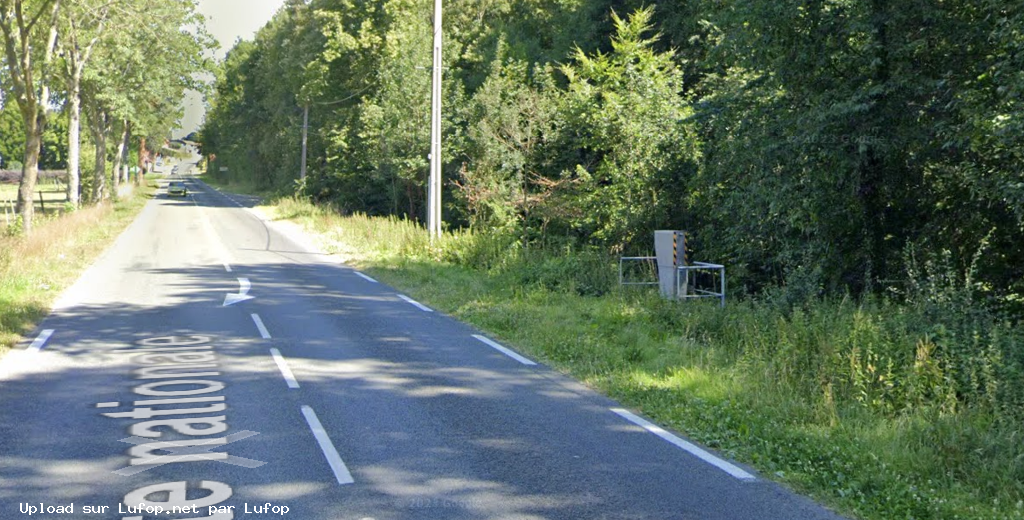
left=262, top=196, right=1024, bottom=520
left=272, top=197, right=620, bottom=293
left=0, top=184, right=153, bottom=352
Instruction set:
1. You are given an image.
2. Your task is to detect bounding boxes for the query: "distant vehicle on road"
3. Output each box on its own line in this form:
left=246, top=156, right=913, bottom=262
left=167, top=181, right=188, bottom=197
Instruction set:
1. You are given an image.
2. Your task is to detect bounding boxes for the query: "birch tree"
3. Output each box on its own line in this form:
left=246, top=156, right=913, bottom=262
left=78, top=0, right=212, bottom=201
left=56, top=0, right=111, bottom=207
left=0, top=0, right=60, bottom=234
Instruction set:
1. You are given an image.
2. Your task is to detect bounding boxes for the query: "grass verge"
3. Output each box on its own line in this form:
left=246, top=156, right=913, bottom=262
left=0, top=182, right=70, bottom=218
left=224, top=192, right=1021, bottom=520
left=198, top=171, right=278, bottom=199
left=0, top=181, right=156, bottom=354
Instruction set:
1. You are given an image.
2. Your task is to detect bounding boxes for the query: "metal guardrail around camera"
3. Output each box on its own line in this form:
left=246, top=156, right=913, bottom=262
left=619, top=231, right=726, bottom=307
left=677, top=262, right=726, bottom=307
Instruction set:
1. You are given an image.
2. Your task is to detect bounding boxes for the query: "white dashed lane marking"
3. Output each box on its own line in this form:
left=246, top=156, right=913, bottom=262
left=251, top=314, right=272, bottom=339
left=269, top=348, right=300, bottom=389
left=301, top=406, right=355, bottom=485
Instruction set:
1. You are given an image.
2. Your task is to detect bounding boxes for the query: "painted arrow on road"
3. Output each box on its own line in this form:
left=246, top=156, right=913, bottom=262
left=224, top=277, right=255, bottom=306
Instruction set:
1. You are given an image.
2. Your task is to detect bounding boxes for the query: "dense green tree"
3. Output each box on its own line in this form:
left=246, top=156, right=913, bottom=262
left=201, top=0, right=1024, bottom=304
left=460, top=52, right=556, bottom=239
left=205, top=1, right=313, bottom=192
left=686, top=0, right=1024, bottom=297
left=78, top=0, right=212, bottom=201
left=38, top=104, right=64, bottom=170
left=0, top=99, right=64, bottom=170
left=550, top=8, right=698, bottom=252
left=0, top=98, right=23, bottom=168
left=1, top=0, right=211, bottom=219
left=938, top=0, right=1024, bottom=303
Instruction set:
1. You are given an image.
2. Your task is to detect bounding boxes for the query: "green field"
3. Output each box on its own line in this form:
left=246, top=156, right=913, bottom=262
left=0, top=181, right=69, bottom=220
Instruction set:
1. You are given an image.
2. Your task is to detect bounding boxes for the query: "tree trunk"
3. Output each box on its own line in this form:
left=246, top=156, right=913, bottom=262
left=16, top=117, right=42, bottom=233
left=1, top=0, right=60, bottom=235
left=66, top=81, right=82, bottom=207
left=856, top=0, right=892, bottom=288
left=122, top=122, right=132, bottom=184
left=136, top=137, right=149, bottom=185
left=407, top=180, right=415, bottom=222
left=110, top=121, right=128, bottom=199
left=90, top=117, right=108, bottom=202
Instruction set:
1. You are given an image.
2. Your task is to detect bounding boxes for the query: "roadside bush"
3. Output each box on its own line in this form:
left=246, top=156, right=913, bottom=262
left=3, top=214, right=23, bottom=237
left=434, top=229, right=519, bottom=271
left=498, top=247, right=617, bottom=297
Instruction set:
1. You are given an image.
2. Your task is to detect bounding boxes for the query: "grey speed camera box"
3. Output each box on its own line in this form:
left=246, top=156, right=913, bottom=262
left=654, top=230, right=686, bottom=298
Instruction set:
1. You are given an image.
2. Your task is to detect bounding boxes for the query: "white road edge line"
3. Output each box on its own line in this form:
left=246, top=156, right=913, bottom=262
left=354, top=272, right=378, bottom=283
left=269, top=348, right=300, bottom=389
left=398, top=294, right=433, bottom=312
left=610, top=408, right=756, bottom=481
left=472, top=334, right=537, bottom=366
left=251, top=313, right=272, bottom=339
left=27, top=329, right=55, bottom=354
left=301, top=405, right=355, bottom=485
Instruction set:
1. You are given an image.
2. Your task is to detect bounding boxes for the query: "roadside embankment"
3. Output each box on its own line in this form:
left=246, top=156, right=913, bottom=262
left=0, top=181, right=156, bottom=354
left=246, top=194, right=1024, bottom=520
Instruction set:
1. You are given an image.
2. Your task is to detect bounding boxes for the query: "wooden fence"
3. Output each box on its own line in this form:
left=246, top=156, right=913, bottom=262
left=1, top=171, right=70, bottom=225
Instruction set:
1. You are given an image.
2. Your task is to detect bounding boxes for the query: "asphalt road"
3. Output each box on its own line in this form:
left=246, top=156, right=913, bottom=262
left=0, top=156, right=850, bottom=520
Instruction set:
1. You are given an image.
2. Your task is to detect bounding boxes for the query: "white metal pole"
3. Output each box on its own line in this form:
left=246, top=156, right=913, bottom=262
left=300, top=104, right=308, bottom=180
left=428, top=0, right=443, bottom=238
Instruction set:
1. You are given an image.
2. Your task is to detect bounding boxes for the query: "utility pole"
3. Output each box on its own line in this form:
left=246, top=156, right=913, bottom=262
left=427, top=0, right=442, bottom=239
left=300, top=104, right=308, bottom=180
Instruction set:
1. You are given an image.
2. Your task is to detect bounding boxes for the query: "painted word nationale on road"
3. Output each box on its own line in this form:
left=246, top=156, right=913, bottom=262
left=93, top=334, right=261, bottom=519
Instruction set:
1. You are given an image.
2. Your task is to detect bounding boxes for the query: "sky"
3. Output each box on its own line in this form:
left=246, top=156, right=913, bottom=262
left=175, top=0, right=288, bottom=138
